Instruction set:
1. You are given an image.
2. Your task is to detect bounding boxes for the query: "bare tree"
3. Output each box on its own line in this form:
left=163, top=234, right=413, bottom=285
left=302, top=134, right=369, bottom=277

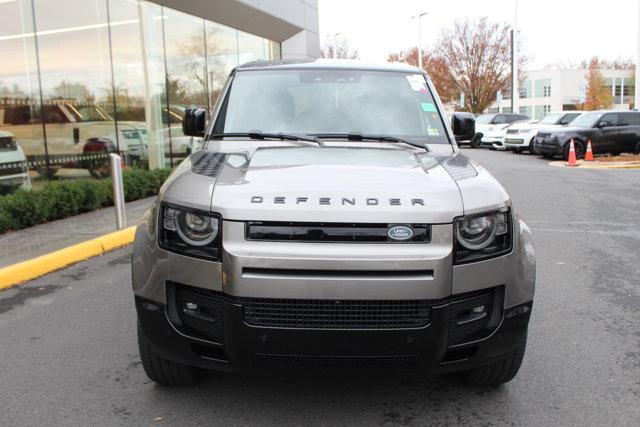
left=321, top=35, right=359, bottom=59
left=431, top=18, right=526, bottom=113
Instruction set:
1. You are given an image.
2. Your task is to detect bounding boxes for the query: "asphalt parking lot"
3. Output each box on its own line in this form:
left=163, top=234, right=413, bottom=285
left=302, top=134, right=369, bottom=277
left=1, top=149, right=639, bottom=426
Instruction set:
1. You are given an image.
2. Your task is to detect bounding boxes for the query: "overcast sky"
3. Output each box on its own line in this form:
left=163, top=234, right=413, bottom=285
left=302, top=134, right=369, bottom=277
left=318, top=0, right=638, bottom=69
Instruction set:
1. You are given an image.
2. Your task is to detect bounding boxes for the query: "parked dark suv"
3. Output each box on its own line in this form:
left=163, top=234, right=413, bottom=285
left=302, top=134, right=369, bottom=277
left=533, top=110, right=640, bottom=160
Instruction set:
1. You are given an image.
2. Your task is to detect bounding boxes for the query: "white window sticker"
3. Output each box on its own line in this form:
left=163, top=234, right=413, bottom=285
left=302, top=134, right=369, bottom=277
left=406, top=74, right=426, bottom=91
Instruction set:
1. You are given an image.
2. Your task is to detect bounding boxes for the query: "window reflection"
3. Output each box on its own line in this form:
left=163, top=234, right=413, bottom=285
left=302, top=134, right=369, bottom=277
left=0, top=0, right=281, bottom=194
left=0, top=0, right=41, bottom=192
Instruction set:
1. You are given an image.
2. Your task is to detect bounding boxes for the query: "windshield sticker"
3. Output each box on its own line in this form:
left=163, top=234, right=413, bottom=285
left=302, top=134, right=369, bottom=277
left=406, top=74, right=426, bottom=91
left=421, top=102, right=437, bottom=112
left=427, top=128, right=440, bottom=136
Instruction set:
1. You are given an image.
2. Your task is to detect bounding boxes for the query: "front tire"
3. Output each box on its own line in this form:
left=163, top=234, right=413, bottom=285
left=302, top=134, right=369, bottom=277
left=563, top=140, right=585, bottom=161
left=137, top=323, right=202, bottom=385
left=528, top=139, right=537, bottom=155
left=459, top=331, right=527, bottom=387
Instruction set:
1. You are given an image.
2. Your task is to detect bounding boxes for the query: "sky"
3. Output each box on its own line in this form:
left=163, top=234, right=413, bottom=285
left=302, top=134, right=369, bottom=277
left=317, top=0, right=639, bottom=70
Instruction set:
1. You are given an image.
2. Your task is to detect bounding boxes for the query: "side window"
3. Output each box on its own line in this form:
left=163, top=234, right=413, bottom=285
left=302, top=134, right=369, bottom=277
left=493, top=114, right=506, bottom=124
left=621, top=113, right=640, bottom=126
left=563, top=113, right=580, bottom=124
left=600, top=113, right=618, bottom=127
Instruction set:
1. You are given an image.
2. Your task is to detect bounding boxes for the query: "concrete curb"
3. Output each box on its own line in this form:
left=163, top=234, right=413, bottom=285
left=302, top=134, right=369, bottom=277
left=0, top=226, right=136, bottom=291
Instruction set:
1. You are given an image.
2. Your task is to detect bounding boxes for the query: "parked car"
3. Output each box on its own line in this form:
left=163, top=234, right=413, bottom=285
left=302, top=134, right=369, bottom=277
left=132, top=59, right=535, bottom=387
left=0, top=131, right=31, bottom=194
left=533, top=110, right=640, bottom=160
left=483, top=119, right=538, bottom=151
left=471, top=113, right=530, bottom=148
left=504, top=111, right=584, bottom=154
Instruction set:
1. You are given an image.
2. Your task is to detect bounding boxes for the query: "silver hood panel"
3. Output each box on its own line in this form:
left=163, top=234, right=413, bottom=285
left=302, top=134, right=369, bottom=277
left=209, top=146, right=464, bottom=223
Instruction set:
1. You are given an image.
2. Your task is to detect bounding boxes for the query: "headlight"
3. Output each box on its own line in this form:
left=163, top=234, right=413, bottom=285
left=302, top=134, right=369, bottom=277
left=518, top=129, right=532, bottom=134
left=159, top=203, right=221, bottom=260
left=454, top=208, right=512, bottom=264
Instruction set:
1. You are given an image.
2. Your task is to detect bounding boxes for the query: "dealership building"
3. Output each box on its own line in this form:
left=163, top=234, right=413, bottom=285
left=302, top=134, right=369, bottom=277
left=488, top=68, right=636, bottom=119
left=0, top=0, right=320, bottom=193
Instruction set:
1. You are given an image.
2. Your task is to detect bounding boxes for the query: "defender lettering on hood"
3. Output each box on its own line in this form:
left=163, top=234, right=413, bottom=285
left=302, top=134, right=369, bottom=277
left=250, top=196, right=426, bottom=206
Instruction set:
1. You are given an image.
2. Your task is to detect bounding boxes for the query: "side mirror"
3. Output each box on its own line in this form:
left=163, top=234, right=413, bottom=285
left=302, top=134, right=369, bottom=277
left=451, top=112, right=476, bottom=142
left=596, top=121, right=607, bottom=129
left=559, top=121, right=567, bottom=126
left=182, top=108, right=207, bottom=137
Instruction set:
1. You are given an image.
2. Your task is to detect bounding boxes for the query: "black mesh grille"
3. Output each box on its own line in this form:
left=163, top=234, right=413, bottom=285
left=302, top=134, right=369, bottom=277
left=253, top=354, right=419, bottom=369
left=447, top=292, right=493, bottom=345
left=240, top=297, right=432, bottom=329
left=246, top=222, right=430, bottom=243
left=190, top=151, right=227, bottom=177
left=174, top=285, right=224, bottom=341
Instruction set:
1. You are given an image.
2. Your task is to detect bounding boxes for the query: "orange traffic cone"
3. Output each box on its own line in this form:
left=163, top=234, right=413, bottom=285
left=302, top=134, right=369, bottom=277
left=567, top=139, right=578, bottom=167
left=584, top=140, right=594, bottom=161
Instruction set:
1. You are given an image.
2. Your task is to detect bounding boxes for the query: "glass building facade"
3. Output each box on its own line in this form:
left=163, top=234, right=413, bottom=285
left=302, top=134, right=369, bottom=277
left=0, top=0, right=280, bottom=193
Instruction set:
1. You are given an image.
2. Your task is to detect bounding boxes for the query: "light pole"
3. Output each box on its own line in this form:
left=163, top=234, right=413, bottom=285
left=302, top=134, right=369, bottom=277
left=636, top=0, right=640, bottom=109
left=411, top=11, right=428, bottom=69
left=511, top=0, right=519, bottom=114
left=329, top=32, right=343, bottom=59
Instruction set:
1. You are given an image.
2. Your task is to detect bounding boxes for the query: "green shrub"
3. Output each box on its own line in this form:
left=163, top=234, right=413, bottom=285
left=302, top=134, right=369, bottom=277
left=0, top=168, right=171, bottom=234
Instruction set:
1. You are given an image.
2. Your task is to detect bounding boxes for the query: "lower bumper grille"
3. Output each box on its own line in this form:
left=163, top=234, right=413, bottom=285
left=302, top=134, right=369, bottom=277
left=253, top=354, right=419, bottom=369
left=168, top=283, right=498, bottom=346
left=174, top=284, right=224, bottom=341
left=448, top=292, right=494, bottom=345
left=240, top=297, right=432, bottom=329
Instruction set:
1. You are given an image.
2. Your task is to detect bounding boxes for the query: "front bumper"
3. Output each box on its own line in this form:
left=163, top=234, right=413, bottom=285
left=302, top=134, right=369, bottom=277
left=504, top=138, right=527, bottom=148
left=533, top=137, right=562, bottom=156
left=480, top=137, right=506, bottom=150
left=132, top=207, right=536, bottom=373
left=136, top=289, right=532, bottom=373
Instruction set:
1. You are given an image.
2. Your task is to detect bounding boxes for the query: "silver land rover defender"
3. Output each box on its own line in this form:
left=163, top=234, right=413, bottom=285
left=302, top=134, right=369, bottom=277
left=132, top=59, right=535, bottom=387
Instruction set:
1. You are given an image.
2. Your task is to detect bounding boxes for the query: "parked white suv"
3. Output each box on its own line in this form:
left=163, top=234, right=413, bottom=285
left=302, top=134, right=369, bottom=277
left=0, top=131, right=31, bottom=193
left=504, top=111, right=583, bottom=154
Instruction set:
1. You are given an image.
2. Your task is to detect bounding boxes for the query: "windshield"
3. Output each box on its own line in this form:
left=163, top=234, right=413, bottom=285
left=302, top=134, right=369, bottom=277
left=475, top=114, right=495, bottom=124
left=570, top=112, right=602, bottom=128
left=539, top=113, right=563, bottom=125
left=214, top=69, right=449, bottom=144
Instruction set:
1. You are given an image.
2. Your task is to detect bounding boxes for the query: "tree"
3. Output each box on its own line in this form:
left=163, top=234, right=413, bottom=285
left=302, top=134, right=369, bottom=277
left=389, top=18, right=526, bottom=114
left=320, top=35, right=359, bottom=59
left=584, top=57, right=613, bottom=110
left=387, top=47, right=456, bottom=105
left=51, top=80, right=94, bottom=102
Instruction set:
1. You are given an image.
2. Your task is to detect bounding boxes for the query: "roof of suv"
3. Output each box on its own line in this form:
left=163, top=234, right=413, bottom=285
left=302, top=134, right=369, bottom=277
left=235, top=58, right=423, bottom=74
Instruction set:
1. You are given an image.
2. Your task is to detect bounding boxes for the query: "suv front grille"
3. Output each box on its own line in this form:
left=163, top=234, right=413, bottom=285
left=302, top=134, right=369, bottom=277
left=246, top=222, right=430, bottom=243
left=167, top=283, right=498, bottom=345
left=253, top=354, right=419, bottom=369
left=240, top=297, right=432, bottom=329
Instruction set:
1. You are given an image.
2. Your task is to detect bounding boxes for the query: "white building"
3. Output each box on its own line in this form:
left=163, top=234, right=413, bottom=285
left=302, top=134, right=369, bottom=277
left=489, top=69, right=635, bottom=119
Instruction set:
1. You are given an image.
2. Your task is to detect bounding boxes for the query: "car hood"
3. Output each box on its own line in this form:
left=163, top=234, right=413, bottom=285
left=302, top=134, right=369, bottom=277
left=208, top=146, right=464, bottom=223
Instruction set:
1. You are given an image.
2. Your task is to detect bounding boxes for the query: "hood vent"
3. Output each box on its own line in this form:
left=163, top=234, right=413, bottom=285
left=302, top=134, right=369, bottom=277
left=191, top=151, right=227, bottom=177
left=439, top=154, right=477, bottom=181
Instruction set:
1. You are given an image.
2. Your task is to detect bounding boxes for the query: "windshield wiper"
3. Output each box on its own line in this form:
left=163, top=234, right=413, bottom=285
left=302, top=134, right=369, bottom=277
left=312, top=133, right=428, bottom=151
left=210, top=131, right=323, bottom=146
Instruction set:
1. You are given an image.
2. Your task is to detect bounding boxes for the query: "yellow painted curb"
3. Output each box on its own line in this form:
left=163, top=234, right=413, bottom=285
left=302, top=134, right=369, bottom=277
left=0, top=226, right=136, bottom=291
